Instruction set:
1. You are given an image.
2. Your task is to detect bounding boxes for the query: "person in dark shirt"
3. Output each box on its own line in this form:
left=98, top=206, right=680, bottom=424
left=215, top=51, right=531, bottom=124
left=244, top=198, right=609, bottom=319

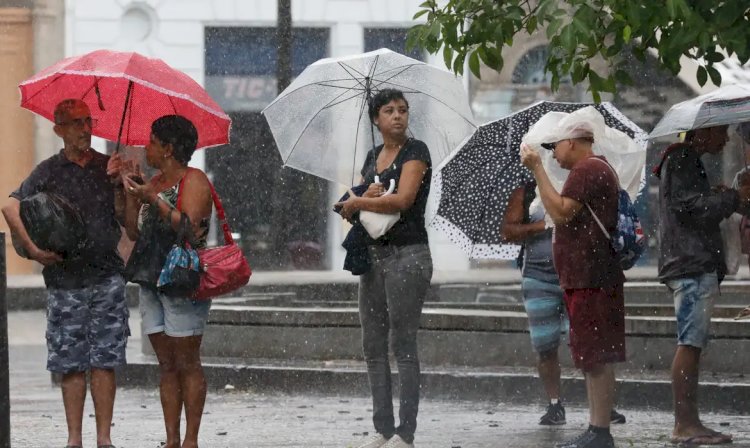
left=654, top=125, right=750, bottom=445
left=521, top=115, right=624, bottom=448
left=1, top=99, right=128, bottom=448
left=336, top=89, right=432, bottom=448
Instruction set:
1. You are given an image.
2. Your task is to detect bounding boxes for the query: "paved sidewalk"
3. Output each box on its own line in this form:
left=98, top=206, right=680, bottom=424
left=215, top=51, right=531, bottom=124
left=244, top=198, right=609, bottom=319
left=8, top=310, right=750, bottom=447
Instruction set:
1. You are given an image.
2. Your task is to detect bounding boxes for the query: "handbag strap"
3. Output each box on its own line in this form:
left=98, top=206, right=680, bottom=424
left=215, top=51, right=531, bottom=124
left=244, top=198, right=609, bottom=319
left=176, top=167, right=235, bottom=246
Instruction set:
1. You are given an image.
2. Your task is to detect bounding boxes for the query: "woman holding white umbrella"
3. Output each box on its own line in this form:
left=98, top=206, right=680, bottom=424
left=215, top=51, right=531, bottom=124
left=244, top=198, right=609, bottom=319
left=336, top=89, right=433, bottom=448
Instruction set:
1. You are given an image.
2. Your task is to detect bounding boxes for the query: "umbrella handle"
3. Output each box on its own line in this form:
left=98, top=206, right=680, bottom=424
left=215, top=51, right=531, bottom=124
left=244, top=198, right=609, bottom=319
left=373, top=176, right=396, bottom=196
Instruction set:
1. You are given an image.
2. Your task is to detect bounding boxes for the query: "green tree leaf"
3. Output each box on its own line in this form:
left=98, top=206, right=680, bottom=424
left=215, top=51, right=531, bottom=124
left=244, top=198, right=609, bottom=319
left=697, top=66, right=708, bottom=87
left=622, top=25, right=632, bottom=43
left=526, top=15, right=538, bottom=34
left=407, top=0, right=747, bottom=96
left=413, top=9, right=429, bottom=20
left=443, top=45, right=454, bottom=70
left=468, top=50, right=481, bottom=78
left=706, top=65, right=722, bottom=86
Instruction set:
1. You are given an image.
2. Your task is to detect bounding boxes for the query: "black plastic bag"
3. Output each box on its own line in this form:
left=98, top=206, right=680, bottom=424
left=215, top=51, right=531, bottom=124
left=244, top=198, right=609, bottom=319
left=19, top=192, right=85, bottom=257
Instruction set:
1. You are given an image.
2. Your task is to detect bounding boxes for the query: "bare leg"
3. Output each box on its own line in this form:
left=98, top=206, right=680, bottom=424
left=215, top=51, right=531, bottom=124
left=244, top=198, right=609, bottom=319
left=61, top=371, right=86, bottom=447
left=90, top=368, right=116, bottom=446
left=150, top=333, right=182, bottom=448
left=174, top=335, right=206, bottom=448
left=538, top=348, right=561, bottom=400
left=587, top=364, right=615, bottom=428
left=671, top=345, right=730, bottom=441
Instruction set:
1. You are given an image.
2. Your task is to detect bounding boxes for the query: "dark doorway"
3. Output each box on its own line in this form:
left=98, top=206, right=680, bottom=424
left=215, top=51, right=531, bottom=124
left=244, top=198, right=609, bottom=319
left=206, top=112, right=329, bottom=270
left=204, top=26, right=331, bottom=270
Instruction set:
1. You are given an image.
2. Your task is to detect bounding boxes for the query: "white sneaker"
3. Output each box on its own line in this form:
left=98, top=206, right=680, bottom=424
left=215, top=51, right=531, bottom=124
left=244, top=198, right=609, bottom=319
left=381, top=435, right=414, bottom=448
left=351, top=433, right=389, bottom=448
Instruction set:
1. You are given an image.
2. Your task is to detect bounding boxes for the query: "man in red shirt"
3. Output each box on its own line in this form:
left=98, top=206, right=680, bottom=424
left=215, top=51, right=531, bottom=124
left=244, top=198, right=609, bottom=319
left=521, top=117, right=624, bottom=448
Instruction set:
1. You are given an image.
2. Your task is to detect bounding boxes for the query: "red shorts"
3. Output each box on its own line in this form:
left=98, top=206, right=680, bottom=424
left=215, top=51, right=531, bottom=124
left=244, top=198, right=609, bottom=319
left=563, top=285, right=626, bottom=371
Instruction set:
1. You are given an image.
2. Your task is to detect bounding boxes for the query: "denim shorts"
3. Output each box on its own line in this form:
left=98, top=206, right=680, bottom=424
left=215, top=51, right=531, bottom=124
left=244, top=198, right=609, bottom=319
left=666, top=272, right=718, bottom=349
left=46, top=274, right=129, bottom=373
left=140, top=286, right=211, bottom=337
left=521, top=277, right=568, bottom=353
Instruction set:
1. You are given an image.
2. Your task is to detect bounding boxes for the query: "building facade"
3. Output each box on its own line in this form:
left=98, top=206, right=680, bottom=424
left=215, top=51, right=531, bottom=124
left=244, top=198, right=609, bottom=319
left=52, top=1, right=750, bottom=272
left=1, top=0, right=65, bottom=275
left=65, top=0, right=472, bottom=271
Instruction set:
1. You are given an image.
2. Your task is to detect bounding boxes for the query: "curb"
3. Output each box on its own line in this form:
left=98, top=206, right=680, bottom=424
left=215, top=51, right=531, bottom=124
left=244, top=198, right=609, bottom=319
left=119, top=359, right=750, bottom=414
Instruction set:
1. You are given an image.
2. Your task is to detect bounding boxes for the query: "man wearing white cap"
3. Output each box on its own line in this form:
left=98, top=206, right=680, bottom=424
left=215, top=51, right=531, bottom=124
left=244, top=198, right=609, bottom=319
left=520, top=112, right=625, bottom=448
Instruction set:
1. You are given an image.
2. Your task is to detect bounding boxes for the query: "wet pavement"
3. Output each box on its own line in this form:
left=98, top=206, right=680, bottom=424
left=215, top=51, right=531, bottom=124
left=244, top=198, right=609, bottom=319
left=8, top=310, right=750, bottom=447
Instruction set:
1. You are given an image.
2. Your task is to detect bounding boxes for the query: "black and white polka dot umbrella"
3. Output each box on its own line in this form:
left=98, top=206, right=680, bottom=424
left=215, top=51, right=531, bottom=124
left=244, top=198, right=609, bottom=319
left=428, top=101, right=647, bottom=259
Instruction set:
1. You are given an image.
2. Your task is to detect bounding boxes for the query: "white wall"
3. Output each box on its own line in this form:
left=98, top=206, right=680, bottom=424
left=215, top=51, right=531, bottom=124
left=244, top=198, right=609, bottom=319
left=66, top=0, right=472, bottom=270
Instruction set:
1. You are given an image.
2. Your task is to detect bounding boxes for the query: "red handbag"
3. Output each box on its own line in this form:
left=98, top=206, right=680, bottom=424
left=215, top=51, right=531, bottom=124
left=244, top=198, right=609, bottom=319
left=177, top=170, right=251, bottom=299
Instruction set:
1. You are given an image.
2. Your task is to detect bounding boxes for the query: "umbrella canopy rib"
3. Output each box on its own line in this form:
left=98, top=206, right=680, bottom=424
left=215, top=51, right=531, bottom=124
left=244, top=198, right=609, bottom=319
left=20, top=73, right=64, bottom=107
left=377, top=78, right=476, bottom=127
left=321, top=90, right=367, bottom=111
left=78, top=78, right=100, bottom=107
left=125, top=81, right=135, bottom=148
left=337, top=61, right=370, bottom=91
left=351, top=86, right=372, bottom=185
left=281, top=85, right=362, bottom=165
left=313, top=82, right=366, bottom=91
left=370, top=64, right=422, bottom=90
left=167, top=94, right=178, bottom=115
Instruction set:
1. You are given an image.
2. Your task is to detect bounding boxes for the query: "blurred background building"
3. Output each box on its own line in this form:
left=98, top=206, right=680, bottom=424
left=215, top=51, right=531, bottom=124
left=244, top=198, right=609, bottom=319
left=3, top=0, right=748, bottom=274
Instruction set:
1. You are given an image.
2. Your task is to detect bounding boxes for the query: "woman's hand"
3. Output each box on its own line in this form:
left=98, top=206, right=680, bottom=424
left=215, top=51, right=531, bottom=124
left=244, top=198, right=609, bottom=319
left=123, top=174, right=156, bottom=204
left=335, top=191, right=360, bottom=220
left=363, top=182, right=385, bottom=198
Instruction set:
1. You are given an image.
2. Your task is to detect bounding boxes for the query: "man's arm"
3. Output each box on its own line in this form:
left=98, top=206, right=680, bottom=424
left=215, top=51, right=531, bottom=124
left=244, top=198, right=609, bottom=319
left=668, top=154, right=746, bottom=225
left=1, top=198, right=62, bottom=265
left=520, top=145, right=583, bottom=225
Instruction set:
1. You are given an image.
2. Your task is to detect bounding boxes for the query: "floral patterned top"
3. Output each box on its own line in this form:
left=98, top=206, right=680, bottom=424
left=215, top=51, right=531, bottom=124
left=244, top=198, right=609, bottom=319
left=138, top=183, right=209, bottom=249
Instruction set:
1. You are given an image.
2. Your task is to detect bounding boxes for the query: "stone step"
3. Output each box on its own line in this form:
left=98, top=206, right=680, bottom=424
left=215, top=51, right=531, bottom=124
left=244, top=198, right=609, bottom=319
left=119, top=355, right=750, bottom=414
left=189, top=305, right=750, bottom=374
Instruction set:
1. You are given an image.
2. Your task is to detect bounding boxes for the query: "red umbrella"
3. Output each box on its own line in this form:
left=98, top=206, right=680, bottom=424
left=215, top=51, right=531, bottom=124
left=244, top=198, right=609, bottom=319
left=19, top=49, right=231, bottom=150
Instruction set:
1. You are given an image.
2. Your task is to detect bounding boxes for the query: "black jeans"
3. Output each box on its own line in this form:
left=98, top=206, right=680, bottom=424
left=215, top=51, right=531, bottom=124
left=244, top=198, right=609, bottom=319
left=358, top=244, right=433, bottom=444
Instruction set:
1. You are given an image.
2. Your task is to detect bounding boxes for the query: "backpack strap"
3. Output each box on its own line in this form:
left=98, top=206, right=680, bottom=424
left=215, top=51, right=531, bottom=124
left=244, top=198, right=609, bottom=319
left=585, top=157, right=618, bottom=241
left=588, top=156, right=620, bottom=183
left=585, top=203, right=611, bottom=241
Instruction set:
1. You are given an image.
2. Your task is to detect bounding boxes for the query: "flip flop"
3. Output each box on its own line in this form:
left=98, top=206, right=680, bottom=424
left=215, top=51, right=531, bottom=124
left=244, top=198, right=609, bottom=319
left=97, top=445, right=117, bottom=448
left=670, top=433, right=733, bottom=445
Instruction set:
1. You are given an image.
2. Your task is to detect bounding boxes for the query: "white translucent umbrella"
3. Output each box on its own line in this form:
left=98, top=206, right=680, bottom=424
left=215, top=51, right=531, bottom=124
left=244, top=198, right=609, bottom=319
left=649, top=83, right=750, bottom=138
left=262, top=48, right=476, bottom=186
